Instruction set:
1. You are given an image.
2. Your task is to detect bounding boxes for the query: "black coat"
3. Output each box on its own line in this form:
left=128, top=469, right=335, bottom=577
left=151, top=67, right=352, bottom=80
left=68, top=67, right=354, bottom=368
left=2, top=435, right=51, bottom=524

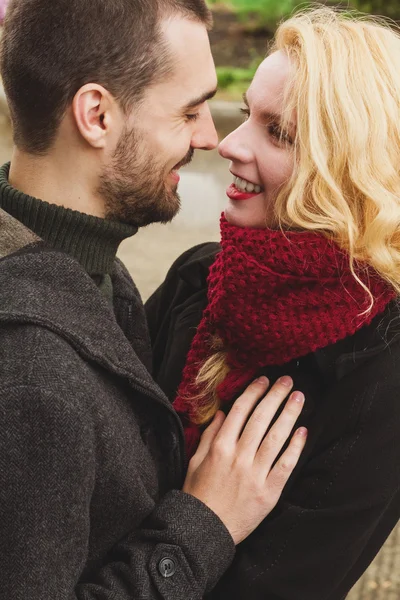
left=0, top=230, right=235, bottom=599
left=146, top=242, right=400, bottom=600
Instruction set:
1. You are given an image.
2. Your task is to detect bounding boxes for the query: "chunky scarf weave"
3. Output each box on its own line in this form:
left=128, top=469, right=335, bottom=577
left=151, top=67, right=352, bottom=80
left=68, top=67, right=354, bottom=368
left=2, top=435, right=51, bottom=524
left=173, top=215, right=396, bottom=458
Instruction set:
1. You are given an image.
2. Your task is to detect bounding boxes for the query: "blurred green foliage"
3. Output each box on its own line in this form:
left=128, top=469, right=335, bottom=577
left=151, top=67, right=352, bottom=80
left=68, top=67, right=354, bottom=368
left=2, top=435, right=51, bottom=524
left=208, top=1, right=400, bottom=97
left=354, top=1, right=400, bottom=18
left=208, top=0, right=302, bottom=27
left=216, top=65, right=258, bottom=89
left=207, top=1, right=400, bottom=23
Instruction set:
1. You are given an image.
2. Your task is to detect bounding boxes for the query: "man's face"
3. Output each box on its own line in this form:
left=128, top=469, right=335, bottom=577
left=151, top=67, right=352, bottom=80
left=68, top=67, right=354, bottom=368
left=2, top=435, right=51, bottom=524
left=99, top=16, right=218, bottom=227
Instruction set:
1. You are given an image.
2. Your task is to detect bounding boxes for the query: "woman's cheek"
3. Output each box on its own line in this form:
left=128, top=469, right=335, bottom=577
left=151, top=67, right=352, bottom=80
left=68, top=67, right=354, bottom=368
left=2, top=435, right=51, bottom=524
left=260, top=148, right=294, bottom=191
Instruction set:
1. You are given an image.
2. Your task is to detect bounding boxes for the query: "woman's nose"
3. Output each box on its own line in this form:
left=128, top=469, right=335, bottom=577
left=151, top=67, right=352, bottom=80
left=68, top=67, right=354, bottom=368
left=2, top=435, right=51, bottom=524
left=218, top=125, right=253, bottom=163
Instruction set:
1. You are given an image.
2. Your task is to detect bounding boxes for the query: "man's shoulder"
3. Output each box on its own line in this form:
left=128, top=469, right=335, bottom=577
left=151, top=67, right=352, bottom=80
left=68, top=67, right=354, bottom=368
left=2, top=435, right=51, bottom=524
left=0, top=321, right=89, bottom=382
left=0, top=241, right=95, bottom=302
left=0, top=242, right=109, bottom=321
left=0, top=244, right=138, bottom=373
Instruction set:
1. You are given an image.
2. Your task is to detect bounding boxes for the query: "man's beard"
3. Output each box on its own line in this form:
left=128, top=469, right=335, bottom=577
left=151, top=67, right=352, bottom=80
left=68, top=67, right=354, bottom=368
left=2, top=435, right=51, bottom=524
left=98, top=125, right=194, bottom=227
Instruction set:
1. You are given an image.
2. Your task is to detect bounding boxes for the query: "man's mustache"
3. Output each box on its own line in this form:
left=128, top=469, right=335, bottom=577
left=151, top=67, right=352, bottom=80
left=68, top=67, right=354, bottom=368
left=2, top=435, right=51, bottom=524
left=174, top=148, right=194, bottom=170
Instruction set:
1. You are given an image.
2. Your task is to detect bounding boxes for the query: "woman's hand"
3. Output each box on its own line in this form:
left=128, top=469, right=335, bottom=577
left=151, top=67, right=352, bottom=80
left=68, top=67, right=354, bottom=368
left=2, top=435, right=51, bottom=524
left=183, top=376, right=307, bottom=545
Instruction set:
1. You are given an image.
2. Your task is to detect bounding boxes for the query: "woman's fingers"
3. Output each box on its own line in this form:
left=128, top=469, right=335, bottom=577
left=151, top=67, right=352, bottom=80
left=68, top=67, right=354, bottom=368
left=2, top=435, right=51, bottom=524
left=238, top=376, right=294, bottom=455
left=255, top=391, right=305, bottom=471
left=191, top=410, right=226, bottom=466
left=182, top=378, right=308, bottom=546
left=214, top=377, right=270, bottom=446
left=183, top=392, right=308, bottom=546
left=264, top=426, right=308, bottom=500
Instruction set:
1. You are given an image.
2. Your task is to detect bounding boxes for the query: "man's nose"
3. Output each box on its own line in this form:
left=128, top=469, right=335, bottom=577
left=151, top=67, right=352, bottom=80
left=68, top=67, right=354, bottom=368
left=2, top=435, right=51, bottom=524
left=191, top=105, right=219, bottom=151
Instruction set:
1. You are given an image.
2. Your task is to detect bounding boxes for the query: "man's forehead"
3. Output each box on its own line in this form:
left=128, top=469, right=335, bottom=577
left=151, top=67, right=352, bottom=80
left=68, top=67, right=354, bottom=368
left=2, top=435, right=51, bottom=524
left=140, top=16, right=217, bottom=113
left=161, top=15, right=215, bottom=74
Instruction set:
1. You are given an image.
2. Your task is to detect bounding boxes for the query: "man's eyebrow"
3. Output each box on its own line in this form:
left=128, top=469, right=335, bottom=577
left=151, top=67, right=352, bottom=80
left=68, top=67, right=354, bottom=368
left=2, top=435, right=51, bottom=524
left=182, top=88, right=218, bottom=111
left=243, top=91, right=295, bottom=130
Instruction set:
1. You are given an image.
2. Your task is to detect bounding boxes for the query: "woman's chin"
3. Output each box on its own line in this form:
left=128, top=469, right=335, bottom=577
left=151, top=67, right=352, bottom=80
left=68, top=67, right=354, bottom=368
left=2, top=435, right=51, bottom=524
left=224, top=202, right=268, bottom=229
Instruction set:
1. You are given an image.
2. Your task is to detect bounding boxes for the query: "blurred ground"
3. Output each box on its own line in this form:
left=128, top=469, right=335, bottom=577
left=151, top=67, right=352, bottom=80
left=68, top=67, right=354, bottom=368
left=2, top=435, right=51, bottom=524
left=0, top=95, right=398, bottom=600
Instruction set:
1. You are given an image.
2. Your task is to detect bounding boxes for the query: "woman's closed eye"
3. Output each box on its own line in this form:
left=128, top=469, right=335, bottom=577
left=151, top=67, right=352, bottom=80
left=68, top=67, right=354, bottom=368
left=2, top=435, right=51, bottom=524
left=239, top=107, right=293, bottom=145
left=267, top=123, right=293, bottom=146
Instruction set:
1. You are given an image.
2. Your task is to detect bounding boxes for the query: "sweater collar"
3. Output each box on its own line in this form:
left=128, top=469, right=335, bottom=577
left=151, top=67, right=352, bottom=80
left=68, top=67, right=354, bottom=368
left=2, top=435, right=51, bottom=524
left=0, top=162, right=138, bottom=274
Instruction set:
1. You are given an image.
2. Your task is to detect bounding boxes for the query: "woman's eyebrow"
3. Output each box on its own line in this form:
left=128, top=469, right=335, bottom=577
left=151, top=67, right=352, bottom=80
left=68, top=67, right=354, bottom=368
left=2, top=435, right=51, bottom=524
left=243, top=92, right=295, bottom=130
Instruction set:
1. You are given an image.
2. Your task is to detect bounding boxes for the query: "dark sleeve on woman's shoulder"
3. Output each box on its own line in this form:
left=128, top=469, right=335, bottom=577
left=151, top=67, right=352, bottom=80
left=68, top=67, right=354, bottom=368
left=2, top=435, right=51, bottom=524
left=207, top=350, right=400, bottom=600
left=145, top=243, right=219, bottom=392
left=145, top=244, right=210, bottom=341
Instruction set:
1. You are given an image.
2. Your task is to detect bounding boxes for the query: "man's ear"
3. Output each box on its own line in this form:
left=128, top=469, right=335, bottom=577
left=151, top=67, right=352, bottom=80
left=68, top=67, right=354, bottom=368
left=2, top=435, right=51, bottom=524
left=72, top=84, right=115, bottom=149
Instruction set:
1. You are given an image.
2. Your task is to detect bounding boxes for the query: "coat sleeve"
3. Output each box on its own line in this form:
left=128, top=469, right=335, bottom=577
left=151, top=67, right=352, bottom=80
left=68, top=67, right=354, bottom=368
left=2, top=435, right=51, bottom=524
left=145, top=243, right=217, bottom=394
left=0, top=384, right=235, bottom=600
left=145, top=242, right=218, bottom=346
left=207, top=357, right=400, bottom=600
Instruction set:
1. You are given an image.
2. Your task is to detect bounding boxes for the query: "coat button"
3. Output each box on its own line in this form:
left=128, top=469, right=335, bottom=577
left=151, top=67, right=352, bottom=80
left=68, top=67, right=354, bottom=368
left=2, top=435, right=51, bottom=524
left=158, top=557, right=176, bottom=578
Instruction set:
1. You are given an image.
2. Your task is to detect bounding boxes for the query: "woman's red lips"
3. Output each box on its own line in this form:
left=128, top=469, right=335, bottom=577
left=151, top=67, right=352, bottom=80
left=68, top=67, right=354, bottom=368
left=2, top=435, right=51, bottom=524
left=226, top=183, right=262, bottom=201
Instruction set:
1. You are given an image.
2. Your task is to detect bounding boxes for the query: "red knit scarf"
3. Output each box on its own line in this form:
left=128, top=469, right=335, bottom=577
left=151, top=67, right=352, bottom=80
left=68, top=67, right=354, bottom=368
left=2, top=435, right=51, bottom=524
left=173, top=215, right=396, bottom=458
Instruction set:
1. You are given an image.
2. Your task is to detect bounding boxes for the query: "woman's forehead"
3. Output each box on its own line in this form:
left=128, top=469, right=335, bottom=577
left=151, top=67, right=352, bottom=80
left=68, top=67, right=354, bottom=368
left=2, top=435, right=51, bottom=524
left=247, top=52, right=295, bottom=124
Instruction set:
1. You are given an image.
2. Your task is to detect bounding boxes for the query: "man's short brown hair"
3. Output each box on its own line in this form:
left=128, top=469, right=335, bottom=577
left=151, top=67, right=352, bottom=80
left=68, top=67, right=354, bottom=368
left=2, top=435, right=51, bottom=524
left=0, top=0, right=212, bottom=154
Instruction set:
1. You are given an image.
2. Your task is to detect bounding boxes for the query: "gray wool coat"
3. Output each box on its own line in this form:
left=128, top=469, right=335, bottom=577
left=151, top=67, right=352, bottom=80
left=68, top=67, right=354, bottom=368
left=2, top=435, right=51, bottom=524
left=0, top=209, right=235, bottom=600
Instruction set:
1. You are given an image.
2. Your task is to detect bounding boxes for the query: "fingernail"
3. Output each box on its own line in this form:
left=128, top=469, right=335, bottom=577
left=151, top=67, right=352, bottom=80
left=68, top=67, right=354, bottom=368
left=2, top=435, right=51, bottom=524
left=279, top=376, right=293, bottom=387
left=292, top=391, right=304, bottom=403
left=257, top=376, right=269, bottom=384
left=296, top=427, right=308, bottom=437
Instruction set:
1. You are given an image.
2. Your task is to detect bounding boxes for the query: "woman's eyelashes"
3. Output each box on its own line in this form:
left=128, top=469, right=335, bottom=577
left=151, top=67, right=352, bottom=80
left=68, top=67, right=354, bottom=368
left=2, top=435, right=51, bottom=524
left=267, top=123, right=293, bottom=146
left=239, top=106, right=293, bottom=146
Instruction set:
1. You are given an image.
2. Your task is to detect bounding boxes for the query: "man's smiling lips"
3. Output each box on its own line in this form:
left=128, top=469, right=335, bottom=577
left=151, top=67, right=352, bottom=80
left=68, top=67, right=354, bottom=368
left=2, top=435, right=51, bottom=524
left=169, top=149, right=195, bottom=185
left=226, top=172, right=264, bottom=201
left=169, top=170, right=181, bottom=184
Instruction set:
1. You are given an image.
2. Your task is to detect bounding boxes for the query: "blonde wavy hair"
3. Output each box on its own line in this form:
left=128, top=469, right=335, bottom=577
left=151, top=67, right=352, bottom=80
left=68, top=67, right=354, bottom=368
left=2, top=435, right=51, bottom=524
left=193, top=6, right=400, bottom=425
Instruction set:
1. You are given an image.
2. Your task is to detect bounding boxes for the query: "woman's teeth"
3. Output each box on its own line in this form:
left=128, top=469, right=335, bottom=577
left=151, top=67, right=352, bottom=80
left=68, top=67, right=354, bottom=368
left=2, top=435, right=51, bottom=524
left=233, top=176, right=262, bottom=194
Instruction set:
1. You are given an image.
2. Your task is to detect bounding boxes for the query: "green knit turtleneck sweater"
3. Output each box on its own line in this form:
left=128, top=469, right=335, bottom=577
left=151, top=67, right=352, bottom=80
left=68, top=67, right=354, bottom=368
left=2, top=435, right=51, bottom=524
left=0, top=162, right=138, bottom=302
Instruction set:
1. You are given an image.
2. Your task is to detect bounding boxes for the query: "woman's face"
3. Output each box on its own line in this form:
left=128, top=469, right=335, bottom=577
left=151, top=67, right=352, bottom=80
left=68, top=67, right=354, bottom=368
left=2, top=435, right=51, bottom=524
left=219, top=51, right=296, bottom=228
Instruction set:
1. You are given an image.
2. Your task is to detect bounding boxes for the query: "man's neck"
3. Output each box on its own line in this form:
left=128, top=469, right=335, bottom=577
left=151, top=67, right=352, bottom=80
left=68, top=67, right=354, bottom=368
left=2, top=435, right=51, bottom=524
left=0, top=161, right=138, bottom=282
left=9, top=147, right=106, bottom=218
